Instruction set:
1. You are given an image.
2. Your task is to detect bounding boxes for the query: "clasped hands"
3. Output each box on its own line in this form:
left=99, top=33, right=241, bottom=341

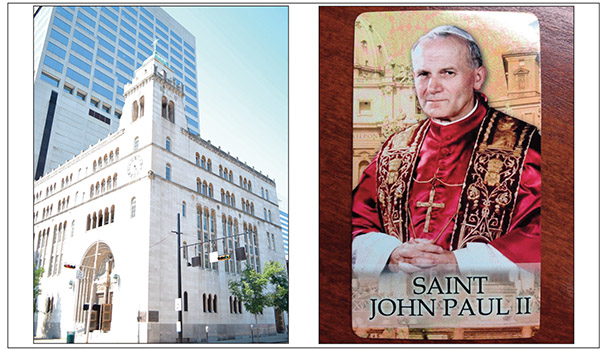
left=387, top=238, right=457, bottom=273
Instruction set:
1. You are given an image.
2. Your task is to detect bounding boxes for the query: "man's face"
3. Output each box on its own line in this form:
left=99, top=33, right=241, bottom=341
left=412, top=36, right=486, bottom=122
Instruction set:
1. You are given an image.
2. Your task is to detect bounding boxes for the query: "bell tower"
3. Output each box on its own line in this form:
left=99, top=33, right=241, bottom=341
left=119, top=52, right=188, bottom=147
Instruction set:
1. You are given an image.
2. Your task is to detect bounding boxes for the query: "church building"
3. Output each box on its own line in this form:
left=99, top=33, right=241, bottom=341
left=33, top=51, right=286, bottom=343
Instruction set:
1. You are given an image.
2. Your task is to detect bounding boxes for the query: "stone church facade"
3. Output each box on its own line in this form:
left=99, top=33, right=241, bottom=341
left=33, top=53, right=286, bottom=343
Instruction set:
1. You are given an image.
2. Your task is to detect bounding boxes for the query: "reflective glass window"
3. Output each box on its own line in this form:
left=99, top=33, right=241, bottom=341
left=50, top=29, right=69, bottom=46
left=71, top=41, right=93, bottom=61
left=92, top=82, right=113, bottom=100
left=66, top=67, right=90, bottom=87
left=46, top=41, right=66, bottom=59
left=53, top=17, right=71, bottom=34
left=43, top=55, right=63, bottom=73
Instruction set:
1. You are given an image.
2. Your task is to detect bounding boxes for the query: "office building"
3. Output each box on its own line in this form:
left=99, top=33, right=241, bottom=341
left=280, top=210, right=288, bottom=260
left=34, top=6, right=201, bottom=179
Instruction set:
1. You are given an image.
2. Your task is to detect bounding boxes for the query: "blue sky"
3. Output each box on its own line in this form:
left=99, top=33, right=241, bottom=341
left=163, top=6, right=289, bottom=210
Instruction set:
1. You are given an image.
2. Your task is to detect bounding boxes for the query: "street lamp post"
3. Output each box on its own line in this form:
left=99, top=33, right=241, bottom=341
left=175, top=213, right=183, bottom=343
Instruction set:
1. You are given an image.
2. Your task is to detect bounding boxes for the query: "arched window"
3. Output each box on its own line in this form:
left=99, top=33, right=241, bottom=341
left=208, top=294, right=212, bottom=313
left=220, top=189, right=225, bottom=202
left=213, top=295, right=217, bottom=313
left=229, top=296, right=233, bottom=314
left=182, top=202, right=186, bottom=217
left=203, top=209, right=209, bottom=231
left=231, top=194, right=235, bottom=207
left=139, top=96, right=145, bottom=117
left=233, top=297, right=238, bottom=313
left=195, top=152, right=200, bottom=165
left=203, top=294, right=207, bottom=312
left=200, top=156, right=205, bottom=168
left=202, top=181, right=206, bottom=195
left=248, top=181, right=252, bottom=192
left=168, top=100, right=175, bottom=123
left=134, top=137, right=139, bottom=151
left=107, top=176, right=112, bottom=191
left=165, top=164, right=171, bottom=180
left=261, top=187, right=264, bottom=198
left=95, top=182, right=100, bottom=195
left=224, top=168, right=228, bottom=180
left=131, top=197, right=136, bottom=218
left=98, top=209, right=103, bottom=227
left=104, top=154, right=108, bottom=165
left=101, top=179, right=106, bottom=193
left=183, top=291, right=188, bottom=311
left=115, top=147, right=120, bottom=159
left=226, top=191, right=230, bottom=205
left=250, top=203, right=254, bottom=215
left=104, top=207, right=109, bottom=225
left=264, top=208, right=267, bottom=220
left=207, top=159, right=211, bottom=171
left=86, top=214, right=91, bottom=230
left=208, top=184, right=213, bottom=198
left=165, top=137, right=171, bottom=151
left=98, top=158, right=102, bottom=169
left=113, top=174, right=117, bottom=188
left=242, top=199, right=245, bottom=212
left=219, top=165, right=223, bottom=176
left=239, top=176, right=243, bottom=187
left=268, top=210, right=272, bottom=222
left=229, top=171, right=233, bottom=183
left=109, top=151, right=114, bottom=163
left=132, top=100, right=138, bottom=121
left=161, top=96, right=168, bottom=119
left=92, top=211, right=97, bottom=229
left=110, top=205, right=115, bottom=223
left=196, top=178, right=201, bottom=193
left=265, top=190, right=269, bottom=200
left=93, top=160, right=97, bottom=172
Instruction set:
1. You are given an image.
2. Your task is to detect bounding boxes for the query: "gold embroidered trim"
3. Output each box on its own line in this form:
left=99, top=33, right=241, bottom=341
left=450, top=110, right=537, bottom=250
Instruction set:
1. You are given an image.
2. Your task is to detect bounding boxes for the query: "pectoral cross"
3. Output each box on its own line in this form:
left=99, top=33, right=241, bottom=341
left=416, top=185, right=445, bottom=233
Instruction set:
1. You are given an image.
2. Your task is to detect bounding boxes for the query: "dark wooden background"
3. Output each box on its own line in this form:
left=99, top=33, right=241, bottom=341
left=319, top=6, right=574, bottom=344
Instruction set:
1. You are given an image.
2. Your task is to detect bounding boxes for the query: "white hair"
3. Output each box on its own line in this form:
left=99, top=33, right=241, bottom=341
left=411, top=25, right=483, bottom=69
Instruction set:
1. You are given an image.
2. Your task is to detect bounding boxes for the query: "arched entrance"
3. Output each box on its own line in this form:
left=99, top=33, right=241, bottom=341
left=73, top=241, right=116, bottom=334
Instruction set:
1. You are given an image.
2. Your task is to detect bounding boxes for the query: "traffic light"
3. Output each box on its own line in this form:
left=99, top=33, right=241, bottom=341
left=217, top=254, right=231, bottom=261
left=63, top=264, right=76, bottom=269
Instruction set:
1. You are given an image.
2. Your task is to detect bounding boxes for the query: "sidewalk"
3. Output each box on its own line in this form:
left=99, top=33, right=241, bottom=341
left=34, top=332, right=289, bottom=344
left=210, top=332, right=288, bottom=344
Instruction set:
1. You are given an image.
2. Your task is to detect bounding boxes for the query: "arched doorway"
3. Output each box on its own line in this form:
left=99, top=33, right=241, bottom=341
left=73, top=241, right=116, bottom=334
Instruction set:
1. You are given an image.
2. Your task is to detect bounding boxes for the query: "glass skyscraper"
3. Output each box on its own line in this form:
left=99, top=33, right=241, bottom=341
left=34, top=6, right=200, bottom=178
left=280, top=210, right=288, bottom=260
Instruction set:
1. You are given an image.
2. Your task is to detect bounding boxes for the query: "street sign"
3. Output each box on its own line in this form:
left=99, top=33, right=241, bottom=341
left=76, top=270, right=84, bottom=280
left=210, top=251, right=218, bottom=262
left=176, top=321, right=182, bottom=332
left=175, top=298, right=182, bottom=312
left=235, top=247, right=247, bottom=261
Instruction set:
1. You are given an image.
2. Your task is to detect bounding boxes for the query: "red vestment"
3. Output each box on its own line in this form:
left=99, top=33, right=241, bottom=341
left=352, top=97, right=541, bottom=264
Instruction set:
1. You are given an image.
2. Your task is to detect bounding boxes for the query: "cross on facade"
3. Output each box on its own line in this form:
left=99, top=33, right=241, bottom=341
left=152, top=38, right=159, bottom=54
left=416, top=184, right=445, bottom=233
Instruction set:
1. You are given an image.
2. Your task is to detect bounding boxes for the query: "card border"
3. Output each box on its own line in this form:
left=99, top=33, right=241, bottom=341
left=319, top=5, right=574, bottom=344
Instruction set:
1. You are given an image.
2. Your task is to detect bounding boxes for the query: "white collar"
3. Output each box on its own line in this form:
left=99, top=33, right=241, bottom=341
left=430, top=99, right=478, bottom=126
